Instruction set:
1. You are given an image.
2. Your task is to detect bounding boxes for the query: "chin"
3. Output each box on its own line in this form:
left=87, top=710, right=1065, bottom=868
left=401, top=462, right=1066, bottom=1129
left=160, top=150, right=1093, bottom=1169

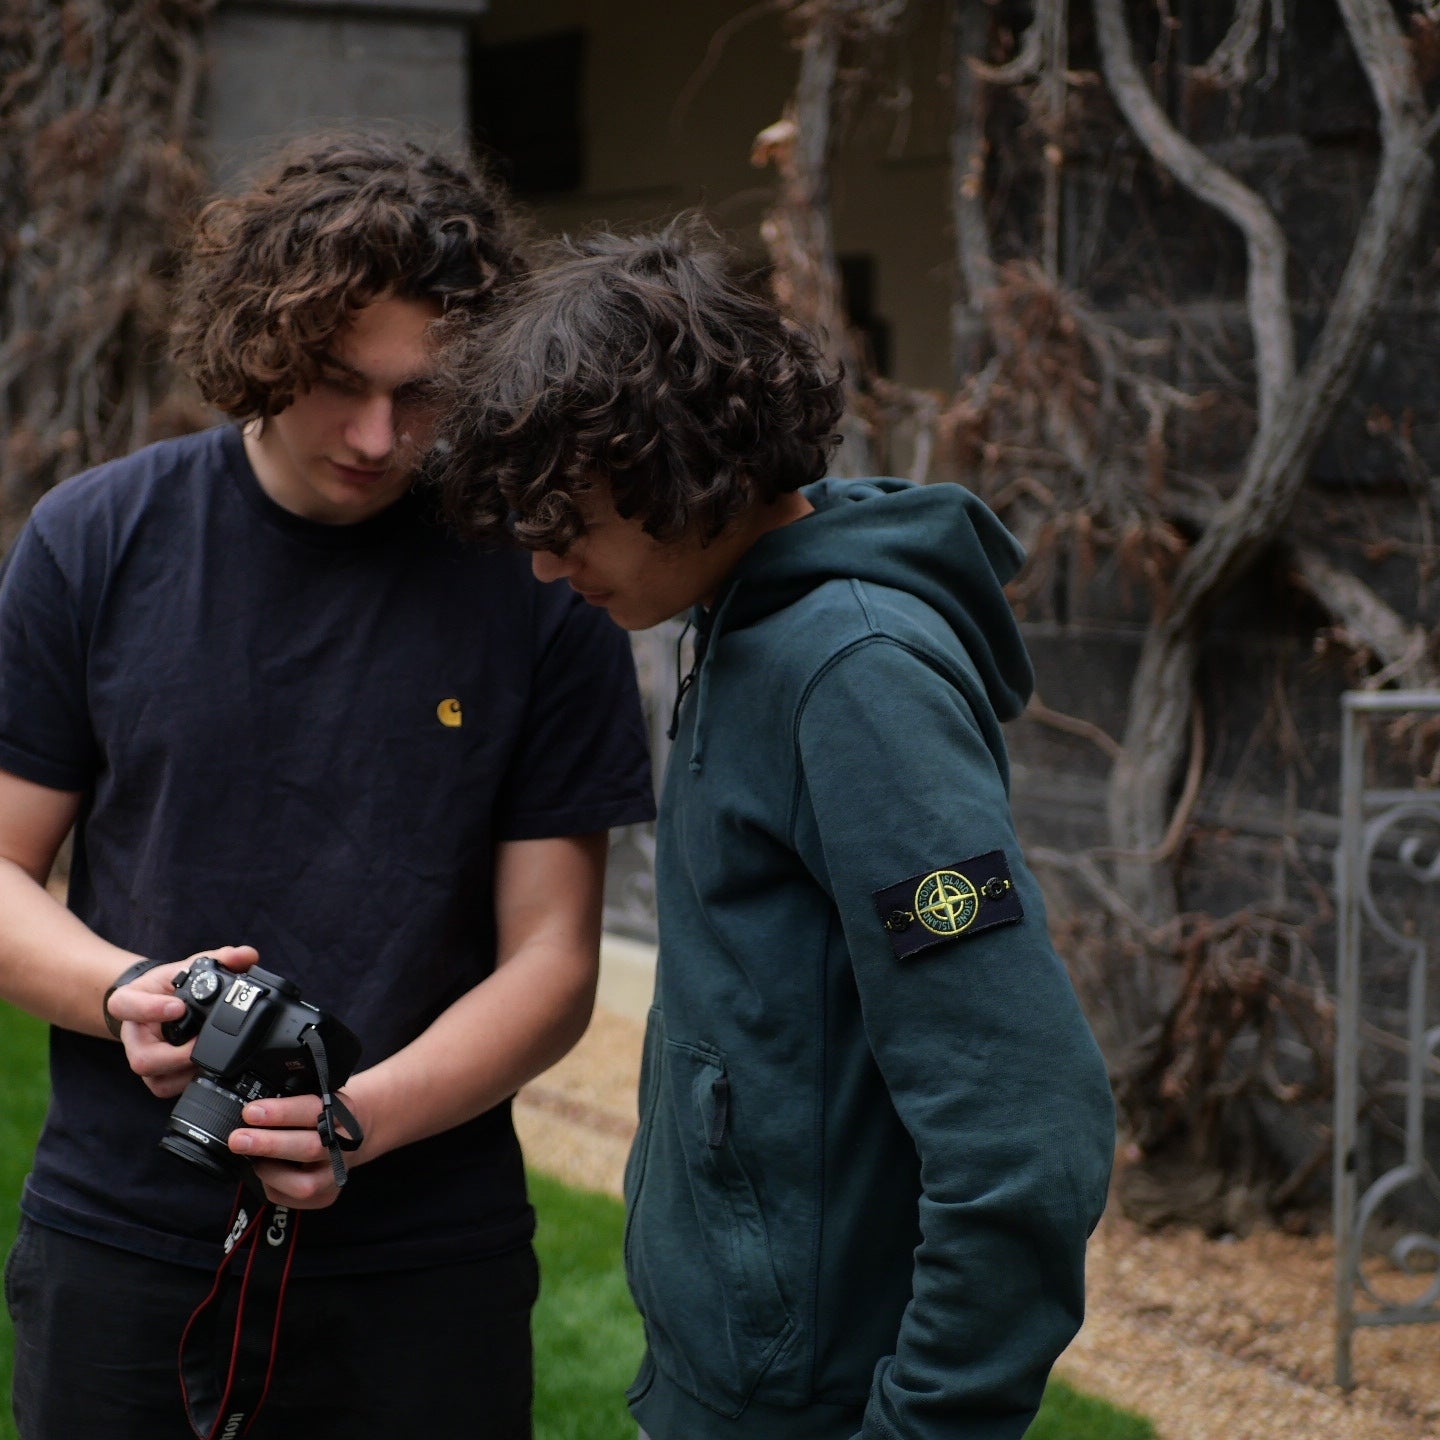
left=604, top=606, right=658, bottom=632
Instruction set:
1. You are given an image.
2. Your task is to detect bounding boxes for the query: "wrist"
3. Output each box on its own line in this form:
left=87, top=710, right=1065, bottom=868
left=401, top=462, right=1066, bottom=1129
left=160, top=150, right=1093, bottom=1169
left=340, top=1071, right=395, bottom=1165
left=101, top=956, right=168, bottom=1039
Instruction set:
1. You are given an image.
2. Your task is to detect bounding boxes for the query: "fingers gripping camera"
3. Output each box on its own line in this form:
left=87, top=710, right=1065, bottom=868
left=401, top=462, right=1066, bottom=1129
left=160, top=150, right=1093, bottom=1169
left=159, top=956, right=363, bottom=1192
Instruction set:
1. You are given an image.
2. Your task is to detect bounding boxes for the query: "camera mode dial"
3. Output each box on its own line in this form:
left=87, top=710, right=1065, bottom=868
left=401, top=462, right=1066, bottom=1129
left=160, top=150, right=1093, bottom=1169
left=162, top=956, right=226, bottom=1044
left=188, top=967, right=222, bottom=1002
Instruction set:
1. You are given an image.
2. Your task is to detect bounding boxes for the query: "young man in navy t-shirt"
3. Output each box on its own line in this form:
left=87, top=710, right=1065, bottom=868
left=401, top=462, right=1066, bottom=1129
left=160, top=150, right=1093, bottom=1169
left=0, top=132, right=653, bottom=1439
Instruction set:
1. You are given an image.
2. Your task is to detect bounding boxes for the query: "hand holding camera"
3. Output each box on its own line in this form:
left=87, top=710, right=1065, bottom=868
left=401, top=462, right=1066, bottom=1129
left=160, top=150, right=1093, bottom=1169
left=106, top=946, right=365, bottom=1203
left=159, top=954, right=363, bottom=1198
left=105, top=945, right=261, bottom=1100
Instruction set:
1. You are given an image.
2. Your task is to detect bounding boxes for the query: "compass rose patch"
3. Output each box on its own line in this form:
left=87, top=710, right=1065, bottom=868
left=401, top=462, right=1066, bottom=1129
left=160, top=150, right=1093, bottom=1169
left=872, top=850, right=1023, bottom=960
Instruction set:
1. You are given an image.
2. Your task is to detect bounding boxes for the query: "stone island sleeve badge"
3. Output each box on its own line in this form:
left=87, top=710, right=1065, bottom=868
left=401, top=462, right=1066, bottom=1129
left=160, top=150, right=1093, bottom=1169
left=872, top=851, right=1024, bottom=960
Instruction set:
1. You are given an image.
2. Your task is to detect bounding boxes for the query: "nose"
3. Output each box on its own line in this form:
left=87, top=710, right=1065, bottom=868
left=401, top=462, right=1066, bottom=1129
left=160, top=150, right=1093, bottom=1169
left=346, top=395, right=395, bottom=464
left=530, top=549, right=572, bottom=584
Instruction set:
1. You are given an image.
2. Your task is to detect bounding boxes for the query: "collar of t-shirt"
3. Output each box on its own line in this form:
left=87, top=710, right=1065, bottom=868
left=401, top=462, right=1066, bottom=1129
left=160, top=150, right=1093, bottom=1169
left=221, top=424, right=426, bottom=550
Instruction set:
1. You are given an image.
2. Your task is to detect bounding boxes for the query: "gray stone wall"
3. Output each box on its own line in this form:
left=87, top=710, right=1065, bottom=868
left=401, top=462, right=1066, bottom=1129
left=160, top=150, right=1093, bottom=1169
left=202, top=1, right=487, bottom=176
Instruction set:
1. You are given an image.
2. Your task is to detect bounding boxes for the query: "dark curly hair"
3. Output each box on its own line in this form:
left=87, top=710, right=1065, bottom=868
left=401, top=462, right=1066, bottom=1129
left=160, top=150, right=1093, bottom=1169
left=171, top=129, right=525, bottom=419
left=434, top=216, right=843, bottom=551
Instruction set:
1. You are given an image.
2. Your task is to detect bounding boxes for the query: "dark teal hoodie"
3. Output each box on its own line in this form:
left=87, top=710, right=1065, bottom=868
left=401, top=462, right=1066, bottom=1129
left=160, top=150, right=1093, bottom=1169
left=624, top=478, right=1115, bottom=1440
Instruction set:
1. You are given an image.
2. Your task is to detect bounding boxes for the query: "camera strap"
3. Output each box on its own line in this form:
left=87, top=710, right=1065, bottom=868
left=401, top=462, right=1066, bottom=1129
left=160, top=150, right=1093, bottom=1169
left=176, top=1028, right=363, bottom=1438
left=179, top=1191, right=300, bottom=1440
left=300, top=1026, right=364, bottom=1188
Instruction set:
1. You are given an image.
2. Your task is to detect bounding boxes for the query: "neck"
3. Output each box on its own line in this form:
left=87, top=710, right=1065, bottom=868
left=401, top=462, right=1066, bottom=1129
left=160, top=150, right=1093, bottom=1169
left=242, top=423, right=307, bottom=518
left=243, top=423, right=282, bottom=487
left=762, top=489, right=816, bottom=532
left=699, top=488, right=815, bottom=608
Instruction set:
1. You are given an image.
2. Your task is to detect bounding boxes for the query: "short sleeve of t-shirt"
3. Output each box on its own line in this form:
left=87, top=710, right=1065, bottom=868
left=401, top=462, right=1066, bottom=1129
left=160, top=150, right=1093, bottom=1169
left=0, top=517, right=97, bottom=791
left=494, top=594, right=655, bottom=841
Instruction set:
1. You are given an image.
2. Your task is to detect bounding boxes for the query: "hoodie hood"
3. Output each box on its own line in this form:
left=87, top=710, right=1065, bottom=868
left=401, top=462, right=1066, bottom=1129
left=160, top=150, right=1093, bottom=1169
left=700, top=477, right=1033, bottom=725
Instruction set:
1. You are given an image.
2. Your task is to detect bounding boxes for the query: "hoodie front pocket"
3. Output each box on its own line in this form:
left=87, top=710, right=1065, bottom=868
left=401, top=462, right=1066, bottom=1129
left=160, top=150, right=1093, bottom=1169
left=624, top=1037, right=794, bottom=1419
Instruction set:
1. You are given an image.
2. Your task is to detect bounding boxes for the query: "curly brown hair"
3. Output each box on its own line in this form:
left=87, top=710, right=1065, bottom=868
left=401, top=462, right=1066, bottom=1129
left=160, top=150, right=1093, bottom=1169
left=433, top=217, right=843, bottom=551
left=171, top=129, right=525, bottom=419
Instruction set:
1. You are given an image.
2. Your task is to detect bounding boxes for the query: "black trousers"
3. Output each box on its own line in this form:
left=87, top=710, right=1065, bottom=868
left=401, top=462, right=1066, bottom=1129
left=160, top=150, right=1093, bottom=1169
left=5, top=1217, right=537, bottom=1440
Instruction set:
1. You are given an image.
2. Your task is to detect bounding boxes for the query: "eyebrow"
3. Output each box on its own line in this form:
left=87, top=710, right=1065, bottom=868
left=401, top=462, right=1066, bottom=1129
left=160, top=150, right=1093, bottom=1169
left=317, top=352, right=365, bottom=380
left=316, top=353, right=437, bottom=394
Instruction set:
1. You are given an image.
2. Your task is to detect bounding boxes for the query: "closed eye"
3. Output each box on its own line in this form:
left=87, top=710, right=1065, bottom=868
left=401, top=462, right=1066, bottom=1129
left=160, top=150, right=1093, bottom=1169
left=394, top=379, right=441, bottom=412
left=316, top=368, right=365, bottom=397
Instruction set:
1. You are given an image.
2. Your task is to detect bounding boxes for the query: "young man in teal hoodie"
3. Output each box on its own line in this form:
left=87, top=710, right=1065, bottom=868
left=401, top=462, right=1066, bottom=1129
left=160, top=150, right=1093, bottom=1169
left=437, top=222, right=1116, bottom=1440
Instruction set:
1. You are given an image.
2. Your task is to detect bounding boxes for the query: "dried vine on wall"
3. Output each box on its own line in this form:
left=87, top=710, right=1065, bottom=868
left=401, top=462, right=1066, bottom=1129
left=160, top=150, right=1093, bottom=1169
left=0, top=0, right=213, bottom=550
left=750, top=0, right=1440, bottom=1229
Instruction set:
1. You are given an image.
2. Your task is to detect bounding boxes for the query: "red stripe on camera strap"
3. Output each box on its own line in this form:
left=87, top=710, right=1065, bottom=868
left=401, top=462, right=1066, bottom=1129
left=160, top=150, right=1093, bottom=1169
left=179, top=1189, right=300, bottom=1440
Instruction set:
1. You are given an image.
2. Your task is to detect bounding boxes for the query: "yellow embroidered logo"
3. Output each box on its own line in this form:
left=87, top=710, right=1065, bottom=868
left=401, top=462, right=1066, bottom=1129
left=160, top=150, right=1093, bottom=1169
left=873, top=852, right=1021, bottom=958
left=436, top=698, right=463, bottom=728
left=914, top=870, right=980, bottom=936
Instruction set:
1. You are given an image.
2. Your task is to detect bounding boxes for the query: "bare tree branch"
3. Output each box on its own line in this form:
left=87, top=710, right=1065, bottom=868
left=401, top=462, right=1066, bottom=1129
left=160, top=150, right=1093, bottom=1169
left=950, top=0, right=996, bottom=354
left=968, top=0, right=1050, bottom=85
left=754, top=0, right=917, bottom=474
left=1028, top=845, right=1164, bottom=946
left=1096, top=0, right=1436, bottom=920
left=1026, top=693, right=1124, bottom=761
left=1292, top=546, right=1440, bottom=688
left=1094, top=0, right=1293, bottom=434
left=1192, top=0, right=1285, bottom=91
left=1094, top=700, right=1206, bottom=866
left=1039, top=0, right=1069, bottom=283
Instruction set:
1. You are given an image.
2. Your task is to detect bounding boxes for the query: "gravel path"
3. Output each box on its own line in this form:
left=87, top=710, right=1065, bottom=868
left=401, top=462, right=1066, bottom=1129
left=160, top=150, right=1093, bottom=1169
left=517, top=1005, right=1440, bottom=1440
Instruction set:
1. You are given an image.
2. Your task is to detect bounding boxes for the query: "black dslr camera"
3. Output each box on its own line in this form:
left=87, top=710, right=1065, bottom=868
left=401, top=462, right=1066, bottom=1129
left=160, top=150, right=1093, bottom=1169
left=159, top=956, right=362, bottom=1188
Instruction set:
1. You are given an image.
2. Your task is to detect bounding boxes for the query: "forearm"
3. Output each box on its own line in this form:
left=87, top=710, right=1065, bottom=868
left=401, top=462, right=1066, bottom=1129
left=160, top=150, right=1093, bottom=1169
left=852, top=951, right=1114, bottom=1438
left=345, top=937, right=597, bottom=1162
left=856, top=1174, right=1095, bottom=1440
left=0, top=856, right=144, bottom=1036
left=229, top=833, right=608, bottom=1208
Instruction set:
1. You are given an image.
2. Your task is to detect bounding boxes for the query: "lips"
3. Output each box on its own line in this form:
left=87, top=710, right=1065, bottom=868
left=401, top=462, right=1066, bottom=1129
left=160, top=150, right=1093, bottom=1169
left=329, top=460, right=388, bottom=485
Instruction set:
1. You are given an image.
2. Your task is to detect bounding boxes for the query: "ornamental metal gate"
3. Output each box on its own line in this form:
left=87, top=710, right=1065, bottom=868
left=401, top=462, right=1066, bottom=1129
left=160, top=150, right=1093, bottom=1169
left=1334, top=689, right=1440, bottom=1388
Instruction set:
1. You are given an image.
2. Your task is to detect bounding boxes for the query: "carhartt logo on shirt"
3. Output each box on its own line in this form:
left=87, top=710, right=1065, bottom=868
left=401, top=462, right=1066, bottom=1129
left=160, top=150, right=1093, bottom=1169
left=437, top=698, right=463, bottom=728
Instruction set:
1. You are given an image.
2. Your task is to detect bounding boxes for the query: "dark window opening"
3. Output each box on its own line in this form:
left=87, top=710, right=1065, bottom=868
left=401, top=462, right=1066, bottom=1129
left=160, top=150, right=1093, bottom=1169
left=470, top=29, right=585, bottom=197
left=839, top=253, right=892, bottom=379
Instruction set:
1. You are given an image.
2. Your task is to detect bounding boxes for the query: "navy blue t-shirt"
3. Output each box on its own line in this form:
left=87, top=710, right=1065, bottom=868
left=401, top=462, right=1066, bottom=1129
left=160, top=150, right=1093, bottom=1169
left=0, top=425, right=654, bottom=1273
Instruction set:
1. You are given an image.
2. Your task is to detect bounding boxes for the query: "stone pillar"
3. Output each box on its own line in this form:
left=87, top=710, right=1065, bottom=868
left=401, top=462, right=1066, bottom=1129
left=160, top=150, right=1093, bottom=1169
left=202, top=0, right=490, bottom=176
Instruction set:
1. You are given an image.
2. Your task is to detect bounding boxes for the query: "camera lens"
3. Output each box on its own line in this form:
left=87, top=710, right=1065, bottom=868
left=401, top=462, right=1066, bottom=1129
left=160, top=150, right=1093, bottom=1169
left=160, top=1075, right=251, bottom=1184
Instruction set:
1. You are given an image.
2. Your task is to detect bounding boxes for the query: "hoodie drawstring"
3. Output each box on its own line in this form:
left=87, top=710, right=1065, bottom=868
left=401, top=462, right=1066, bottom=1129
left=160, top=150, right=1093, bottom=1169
left=667, top=618, right=698, bottom=742
left=676, top=586, right=742, bottom=773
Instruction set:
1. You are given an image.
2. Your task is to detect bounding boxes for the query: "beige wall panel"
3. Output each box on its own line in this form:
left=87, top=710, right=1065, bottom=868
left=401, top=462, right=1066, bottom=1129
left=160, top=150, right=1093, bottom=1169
left=482, top=1, right=959, bottom=393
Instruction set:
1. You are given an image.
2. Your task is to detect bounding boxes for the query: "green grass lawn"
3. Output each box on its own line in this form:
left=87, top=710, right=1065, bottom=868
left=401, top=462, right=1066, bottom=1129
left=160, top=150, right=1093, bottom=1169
left=0, top=1003, right=1151, bottom=1439
left=1026, top=1378, right=1155, bottom=1440
left=0, top=1003, right=47, bottom=1440
left=530, top=1168, right=1154, bottom=1440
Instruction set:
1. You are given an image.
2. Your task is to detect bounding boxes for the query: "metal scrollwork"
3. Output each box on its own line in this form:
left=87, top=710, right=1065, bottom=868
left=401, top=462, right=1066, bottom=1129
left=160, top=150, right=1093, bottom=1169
left=1334, top=690, right=1440, bottom=1388
left=1351, top=1165, right=1440, bottom=1312
left=1397, top=830, right=1440, bottom=885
